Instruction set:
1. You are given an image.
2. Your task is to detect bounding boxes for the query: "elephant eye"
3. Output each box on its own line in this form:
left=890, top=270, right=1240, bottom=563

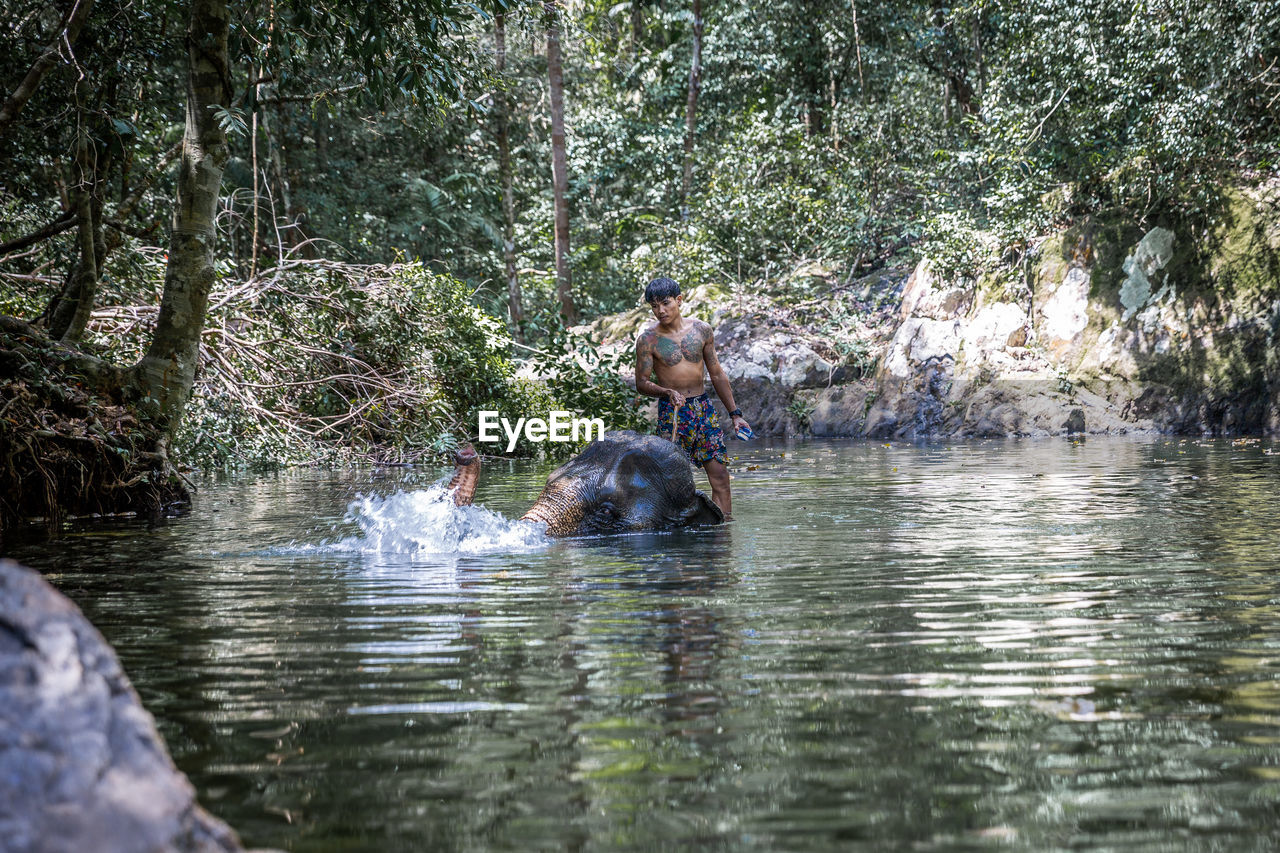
left=596, top=502, right=619, bottom=520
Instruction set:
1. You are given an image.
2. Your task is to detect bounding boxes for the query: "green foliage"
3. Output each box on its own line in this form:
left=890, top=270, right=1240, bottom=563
left=67, top=259, right=513, bottom=469
left=536, top=322, right=649, bottom=434
left=116, top=257, right=643, bottom=467
left=919, top=211, right=1000, bottom=284
left=786, top=395, right=814, bottom=431
left=1056, top=365, right=1075, bottom=396
left=812, top=300, right=876, bottom=377
left=388, top=263, right=513, bottom=417
left=970, top=0, right=1280, bottom=232
left=243, top=0, right=511, bottom=109
left=4, top=0, right=1276, bottom=472
left=210, top=105, right=250, bottom=138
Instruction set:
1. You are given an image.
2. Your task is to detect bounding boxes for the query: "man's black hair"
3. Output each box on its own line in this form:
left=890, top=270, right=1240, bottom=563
left=644, top=277, right=681, bottom=304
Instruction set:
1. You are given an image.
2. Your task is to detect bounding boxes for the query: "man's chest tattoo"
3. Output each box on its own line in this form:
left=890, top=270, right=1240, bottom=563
left=654, top=328, right=705, bottom=367
left=655, top=336, right=683, bottom=366
left=679, top=328, right=705, bottom=363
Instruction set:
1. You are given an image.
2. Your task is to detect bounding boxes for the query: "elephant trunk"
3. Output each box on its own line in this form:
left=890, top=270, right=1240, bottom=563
left=448, top=445, right=480, bottom=506
left=520, top=480, right=585, bottom=537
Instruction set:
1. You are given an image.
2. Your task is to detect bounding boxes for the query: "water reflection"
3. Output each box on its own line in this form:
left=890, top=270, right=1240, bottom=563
left=564, top=531, right=737, bottom=775
left=4, top=437, right=1280, bottom=850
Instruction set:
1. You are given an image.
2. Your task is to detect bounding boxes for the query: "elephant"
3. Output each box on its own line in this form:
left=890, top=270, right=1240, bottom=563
left=448, top=430, right=724, bottom=537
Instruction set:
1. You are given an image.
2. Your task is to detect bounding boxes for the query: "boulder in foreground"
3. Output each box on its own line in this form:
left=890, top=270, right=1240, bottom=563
left=0, top=559, right=243, bottom=853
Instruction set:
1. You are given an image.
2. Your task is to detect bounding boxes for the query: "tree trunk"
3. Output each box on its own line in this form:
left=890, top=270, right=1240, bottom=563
left=631, top=1, right=644, bottom=62
left=314, top=109, right=329, bottom=173
left=545, top=1, right=577, bottom=324
left=306, top=110, right=330, bottom=261
left=800, top=22, right=826, bottom=138
left=263, top=98, right=298, bottom=252
left=249, top=85, right=261, bottom=278
left=0, top=0, right=94, bottom=136
left=930, top=0, right=977, bottom=119
left=973, top=8, right=986, bottom=101
left=131, top=0, right=230, bottom=432
left=52, top=86, right=101, bottom=342
left=495, top=13, right=523, bottom=342
left=57, top=189, right=102, bottom=343
left=850, top=0, right=865, bottom=103
left=950, top=72, right=977, bottom=116
left=43, top=139, right=177, bottom=330
left=680, top=0, right=703, bottom=220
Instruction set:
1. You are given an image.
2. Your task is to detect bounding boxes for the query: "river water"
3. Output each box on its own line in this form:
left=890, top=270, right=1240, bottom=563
left=7, top=436, right=1280, bottom=851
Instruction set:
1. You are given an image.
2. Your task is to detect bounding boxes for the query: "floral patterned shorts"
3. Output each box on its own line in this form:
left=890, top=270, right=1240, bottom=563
left=657, top=393, right=728, bottom=468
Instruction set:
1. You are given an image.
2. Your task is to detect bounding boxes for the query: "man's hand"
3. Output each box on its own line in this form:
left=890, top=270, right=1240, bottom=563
left=667, top=389, right=686, bottom=408
left=731, top=415, right=750, bottom=434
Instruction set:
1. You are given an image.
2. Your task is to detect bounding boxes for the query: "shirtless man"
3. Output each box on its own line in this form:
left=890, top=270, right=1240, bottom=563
left=634, top=277, right=750, bottom=518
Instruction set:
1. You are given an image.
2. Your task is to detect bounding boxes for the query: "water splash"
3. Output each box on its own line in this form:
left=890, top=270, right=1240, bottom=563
left=332, top=484, right=550, bottom=555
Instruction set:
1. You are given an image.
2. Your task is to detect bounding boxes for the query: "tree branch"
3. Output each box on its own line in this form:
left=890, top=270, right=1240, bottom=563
left=256, top=82, right=364, bottom=105
left=114, top=141, right=182, bottom=223
left=0, top=0, right=96, bottom=136
left=0, top=211, right=78, bottom=259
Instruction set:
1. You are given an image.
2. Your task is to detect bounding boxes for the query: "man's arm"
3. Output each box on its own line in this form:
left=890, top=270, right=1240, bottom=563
left=704, top=328, right=749, bottom=431
left=635, top=332, right=684, bottom=406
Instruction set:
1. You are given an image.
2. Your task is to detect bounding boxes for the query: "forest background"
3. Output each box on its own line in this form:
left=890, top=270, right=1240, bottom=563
left=1, top=0, right=1277, bottom=501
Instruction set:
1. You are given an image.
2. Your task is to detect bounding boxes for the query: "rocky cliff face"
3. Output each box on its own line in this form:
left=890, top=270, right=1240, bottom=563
left=0, top=560, right=244, bottom=853
left=864, top=182, right=1280, bottom=439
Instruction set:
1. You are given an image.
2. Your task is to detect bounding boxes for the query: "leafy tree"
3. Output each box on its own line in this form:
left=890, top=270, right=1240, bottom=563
left=4, top=0, right=1277, bottom=489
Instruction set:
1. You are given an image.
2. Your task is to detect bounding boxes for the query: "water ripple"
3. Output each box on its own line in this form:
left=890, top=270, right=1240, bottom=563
left=8, top=437, right=1280, bottom=852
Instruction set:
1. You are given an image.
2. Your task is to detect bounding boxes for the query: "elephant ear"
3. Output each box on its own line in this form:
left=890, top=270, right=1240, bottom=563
left=677, top=488, right=724, bottom=527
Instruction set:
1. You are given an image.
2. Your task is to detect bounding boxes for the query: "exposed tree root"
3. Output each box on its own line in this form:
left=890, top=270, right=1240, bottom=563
left=0, top=319, right=189, bottom=542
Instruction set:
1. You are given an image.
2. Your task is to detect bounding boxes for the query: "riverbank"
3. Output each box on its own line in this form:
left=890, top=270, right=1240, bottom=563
left=0, top=317, right=189, bottom=540
left=589, top=179, right=1280, bottom=440
left=4, top=180, right=1276, bottom=535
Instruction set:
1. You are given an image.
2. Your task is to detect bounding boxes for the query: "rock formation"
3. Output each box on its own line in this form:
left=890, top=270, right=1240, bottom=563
left=0, top=560, right=244, bottom=853
left=864, top=181, right=1280, bottom=438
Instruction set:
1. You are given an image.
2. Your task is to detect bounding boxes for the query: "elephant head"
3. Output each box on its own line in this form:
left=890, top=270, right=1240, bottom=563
left=450, top=430, right=723, bottom=537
